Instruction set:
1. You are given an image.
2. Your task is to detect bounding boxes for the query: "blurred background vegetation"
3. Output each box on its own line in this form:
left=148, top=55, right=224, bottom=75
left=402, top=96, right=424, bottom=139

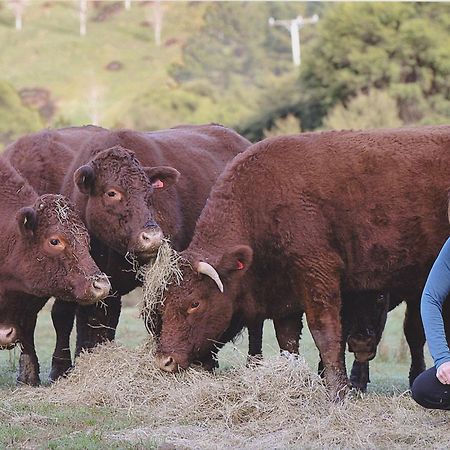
left=0, top=1, right=448, bottom=148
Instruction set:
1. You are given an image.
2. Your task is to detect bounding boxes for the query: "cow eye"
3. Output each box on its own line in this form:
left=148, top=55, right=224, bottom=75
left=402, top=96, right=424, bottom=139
left=45, top=236, right=66, bottom=254
left=187, top=301, right=201, bottom=314
left=104, top=189, right=123, bottom=202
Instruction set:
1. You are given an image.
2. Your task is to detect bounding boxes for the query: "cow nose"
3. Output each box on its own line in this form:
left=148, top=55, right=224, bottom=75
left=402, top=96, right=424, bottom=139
left=89, top=274, right=111, bottom=300
left=156, top=354, right=179, bottom=373
left=0, top=326, right=17, bottom=346
left=135, top=228, right=163, bottom=257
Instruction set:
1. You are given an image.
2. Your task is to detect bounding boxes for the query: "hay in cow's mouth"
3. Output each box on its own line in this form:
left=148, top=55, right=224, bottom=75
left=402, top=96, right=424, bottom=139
left=138, top=239, right=183, bottom=334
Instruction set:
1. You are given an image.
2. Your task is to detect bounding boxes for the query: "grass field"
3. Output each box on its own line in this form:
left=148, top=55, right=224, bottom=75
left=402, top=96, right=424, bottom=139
left=0, top=297, right=436, bottom=449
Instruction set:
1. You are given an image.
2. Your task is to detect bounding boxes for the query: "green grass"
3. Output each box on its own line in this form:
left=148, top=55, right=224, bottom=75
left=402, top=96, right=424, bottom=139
left=0, top=297, right=433, bottom=448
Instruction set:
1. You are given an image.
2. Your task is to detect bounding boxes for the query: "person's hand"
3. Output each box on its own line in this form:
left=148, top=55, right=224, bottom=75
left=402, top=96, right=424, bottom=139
left=436, top=361, right=450, bottom=384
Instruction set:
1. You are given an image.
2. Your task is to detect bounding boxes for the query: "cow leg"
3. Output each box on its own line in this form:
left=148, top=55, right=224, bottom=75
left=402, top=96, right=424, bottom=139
left=349, top=361, right=370, bottom=392
left=301, top=279, right=348, bottom=399
left=49, top=299, right=76, bottom=382
left=404, top=296, right=426, bottom=386
left=17, top=310, right=40, bottom=386
left=75, top=295, right=122, bottom=356
left=247, top=319, right=264, bottom=365
left=273, top=314, right=302, bottom=354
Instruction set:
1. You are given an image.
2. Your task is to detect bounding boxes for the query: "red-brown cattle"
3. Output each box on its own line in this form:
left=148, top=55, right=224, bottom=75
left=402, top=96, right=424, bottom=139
left=154, top=125, right=450, bottom=398
left=5, top=124, right=251, bottom=379
left=0, top=157, right=110, bottom=385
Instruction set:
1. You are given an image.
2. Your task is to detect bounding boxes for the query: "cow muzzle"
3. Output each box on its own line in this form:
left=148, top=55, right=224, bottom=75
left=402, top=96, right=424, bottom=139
left=133, top=227, right=164, bottom=263
left=348, top=333, right=377, bottom=362
left=156, top=354, right=179, bottom=373
left=83, top=273, right=111, bottom=303
left=0, top=326, right=18, bottom=349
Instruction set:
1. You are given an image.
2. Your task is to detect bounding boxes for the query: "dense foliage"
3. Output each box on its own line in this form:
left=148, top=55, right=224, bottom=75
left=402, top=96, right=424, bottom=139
left=0, top=2, right=448, bottom=146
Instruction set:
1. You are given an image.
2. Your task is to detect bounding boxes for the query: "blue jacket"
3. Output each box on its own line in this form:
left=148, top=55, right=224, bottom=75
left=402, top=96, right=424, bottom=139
left=421, top=238, right=450, bottom=369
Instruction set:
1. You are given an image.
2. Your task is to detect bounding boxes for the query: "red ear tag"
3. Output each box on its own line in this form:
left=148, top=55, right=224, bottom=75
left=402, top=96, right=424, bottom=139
left=152, top=179, right=164, bottom=189
left=236, top=260, right=245, bottom=270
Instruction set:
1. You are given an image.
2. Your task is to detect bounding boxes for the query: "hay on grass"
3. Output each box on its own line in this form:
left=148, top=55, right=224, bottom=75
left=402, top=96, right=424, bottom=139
left=14, top=342, right=450, bottom=449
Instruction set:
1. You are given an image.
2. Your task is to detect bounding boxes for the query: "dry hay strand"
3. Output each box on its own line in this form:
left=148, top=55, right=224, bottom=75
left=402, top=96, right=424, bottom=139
left=13, top=342, right=450, bottom=449
left=137, top=240, right=183, bottom=333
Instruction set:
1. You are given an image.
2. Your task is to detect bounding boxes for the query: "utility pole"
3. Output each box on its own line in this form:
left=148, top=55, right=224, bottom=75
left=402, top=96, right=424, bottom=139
left=268, top=14, right=319, bottom=66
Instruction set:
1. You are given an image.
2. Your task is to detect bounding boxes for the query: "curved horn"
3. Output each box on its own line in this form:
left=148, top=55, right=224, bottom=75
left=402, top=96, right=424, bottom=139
left=197, top=262, right=224, bottom=293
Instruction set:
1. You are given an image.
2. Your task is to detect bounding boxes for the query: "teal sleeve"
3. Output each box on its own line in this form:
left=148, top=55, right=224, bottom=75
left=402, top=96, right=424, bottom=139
left=421, top=238, right=450, bottom=369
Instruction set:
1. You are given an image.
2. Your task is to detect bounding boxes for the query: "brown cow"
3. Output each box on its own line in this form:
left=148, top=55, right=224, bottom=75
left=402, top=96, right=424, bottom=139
left=0, top=157, right=110, bottom=385
left=5, top=124, right=251, bottom=379
left=154, top=125, right=450, bottom=398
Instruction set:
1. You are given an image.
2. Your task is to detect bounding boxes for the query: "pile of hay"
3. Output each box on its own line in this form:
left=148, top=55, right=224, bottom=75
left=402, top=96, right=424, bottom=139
left=16, top=343, right=450, bottom=449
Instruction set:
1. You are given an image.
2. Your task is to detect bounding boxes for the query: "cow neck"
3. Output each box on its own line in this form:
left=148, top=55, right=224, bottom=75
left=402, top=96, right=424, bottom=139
left=188, top=196, right=250, bottom=260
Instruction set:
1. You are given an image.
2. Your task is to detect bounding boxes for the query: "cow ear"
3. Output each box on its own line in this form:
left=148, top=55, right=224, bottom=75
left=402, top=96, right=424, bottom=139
left=17, top=207, right=38, bottom=238
left=145, top=166, right=180, bottom=190
left=218, top=245, right=253, bottom=276
left=74, top=164, right=96, bottom=195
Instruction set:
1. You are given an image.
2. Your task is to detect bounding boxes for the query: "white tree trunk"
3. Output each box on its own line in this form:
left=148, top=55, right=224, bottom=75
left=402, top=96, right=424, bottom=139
left=152, top=1, right=164, bottom=47
left=15, top=11, right=22, bottom=31
left=7, top=0, right=26, bottom=31
left=79, top=0, right=87, bottom=36
left=124, top=0, right=131, bottom=10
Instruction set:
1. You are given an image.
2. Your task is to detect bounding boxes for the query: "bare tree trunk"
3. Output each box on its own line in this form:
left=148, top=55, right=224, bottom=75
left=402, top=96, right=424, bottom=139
left=7, top=0, right=27, bottom=31
left=124, top=0, right=131, bottom=10
left=152, top=1, right=165, bottom=47
left=15, top=10, right=22, bottom=31
left=79, top=0, right=87, bottom=36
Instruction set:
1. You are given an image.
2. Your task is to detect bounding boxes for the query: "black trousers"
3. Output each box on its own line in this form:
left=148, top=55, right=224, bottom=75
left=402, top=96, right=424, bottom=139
left=411, top=366, right=450, bottom=410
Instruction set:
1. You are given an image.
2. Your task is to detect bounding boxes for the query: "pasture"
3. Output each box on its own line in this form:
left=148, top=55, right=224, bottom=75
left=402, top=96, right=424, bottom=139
left=1, top=298, right=447, bottom=449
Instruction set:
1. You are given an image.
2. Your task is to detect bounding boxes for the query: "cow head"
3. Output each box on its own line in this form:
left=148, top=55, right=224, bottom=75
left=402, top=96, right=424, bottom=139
left=155, top=245, right=253, bottom=372
left=343, top=291, right=390, bottom=362
left=11, top=194, right=110, bottom=304
left=73, top=146, right=180, bottom=264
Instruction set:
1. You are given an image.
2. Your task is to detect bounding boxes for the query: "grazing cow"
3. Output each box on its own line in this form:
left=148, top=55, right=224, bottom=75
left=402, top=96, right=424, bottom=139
left=154, top=126, right=450, bottom=398
left=5, top=124, right=251, bottom=379
left=0, top=157, right=110, bottom=385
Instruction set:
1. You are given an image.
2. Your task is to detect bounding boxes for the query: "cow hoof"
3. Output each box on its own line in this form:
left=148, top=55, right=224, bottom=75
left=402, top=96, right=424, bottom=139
left=17, top=372, right=40, bottom=386
left=409, top=365, right=426, bottom=388
left=49, top=360, right=73, bottom=382
left=18, top=354, right=40, bottom=386
left=246, top=354, right=263, bottom=367
left=349, top=379, right=368, bottom=393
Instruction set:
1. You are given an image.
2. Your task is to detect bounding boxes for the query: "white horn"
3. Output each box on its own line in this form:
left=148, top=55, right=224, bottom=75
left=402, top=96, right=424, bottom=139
left=197, top=262, right=224, bottom=293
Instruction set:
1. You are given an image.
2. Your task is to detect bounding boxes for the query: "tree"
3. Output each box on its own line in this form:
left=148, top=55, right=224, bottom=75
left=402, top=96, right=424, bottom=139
left=79, top=0, right=87, bottom=36
left=172, top=3, right=311, bottom=89
left=7, top=0, right=28, bottom=31
left=0, top=81, right=43, bottom=148
left=323, top=90, right=402, bottom=130
left=299, top=3, right=450, bottom=129
left=263, top=114, right=301, bottom=138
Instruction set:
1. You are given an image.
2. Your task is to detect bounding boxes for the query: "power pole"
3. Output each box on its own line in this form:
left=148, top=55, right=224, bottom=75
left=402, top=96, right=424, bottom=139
left=268, top=14, right=319, bottom=66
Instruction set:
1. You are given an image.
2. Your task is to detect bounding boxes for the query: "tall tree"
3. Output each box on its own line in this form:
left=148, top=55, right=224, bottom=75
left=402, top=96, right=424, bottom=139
left=299, top=3, right=450, bottom=129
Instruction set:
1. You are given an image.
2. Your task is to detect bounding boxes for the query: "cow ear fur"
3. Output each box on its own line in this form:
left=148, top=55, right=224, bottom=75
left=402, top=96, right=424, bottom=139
left=17, top=207, right=38, bottom=238
left=145, top=166, right=180, bottom=190
left=74, top=164, right=96, bottom=195
left=218, top=245, right=253, bottom=276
